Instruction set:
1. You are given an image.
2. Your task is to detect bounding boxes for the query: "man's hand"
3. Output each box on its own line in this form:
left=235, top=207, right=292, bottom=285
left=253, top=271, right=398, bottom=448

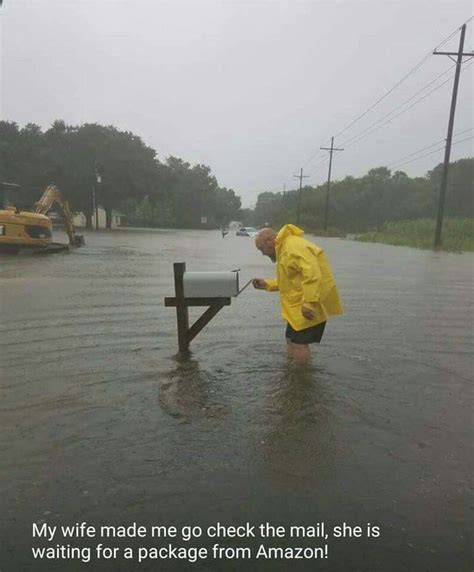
left=252, top=278, right=267, bottom=290
left=302, top=303, right=317, bottom=320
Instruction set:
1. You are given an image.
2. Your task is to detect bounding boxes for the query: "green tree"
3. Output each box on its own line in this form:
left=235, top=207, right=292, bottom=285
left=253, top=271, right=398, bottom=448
left=428, top=158, right=474, bottom=217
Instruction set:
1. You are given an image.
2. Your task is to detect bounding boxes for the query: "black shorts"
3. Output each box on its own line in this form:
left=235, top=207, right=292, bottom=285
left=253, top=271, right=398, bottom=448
left=285, top=321, right=326, bottom=345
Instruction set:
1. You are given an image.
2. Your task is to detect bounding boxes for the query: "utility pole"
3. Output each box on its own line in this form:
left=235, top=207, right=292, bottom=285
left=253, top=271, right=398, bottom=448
left=91, top=181, right=97, bottom=230
left=293, top=168, right=309, bottom=225
left=92, top=165, right=101, bottom=230
left=320, top=137, right=344, bottom=232
left=433, top=24, right=472, bottom=250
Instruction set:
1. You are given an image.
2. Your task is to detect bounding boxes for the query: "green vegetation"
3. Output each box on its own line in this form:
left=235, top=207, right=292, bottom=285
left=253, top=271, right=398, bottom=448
left=354, top=218, right=474, bottom=252
left=0, top=121, right=241, bottom=229
left=246, top=162, right=473, bottom=232
left=242, top=160, right=473, bottom=251
left=1, top=120, right=472, bottom=249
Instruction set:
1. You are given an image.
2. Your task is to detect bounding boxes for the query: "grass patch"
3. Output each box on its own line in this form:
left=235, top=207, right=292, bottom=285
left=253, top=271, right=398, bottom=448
left=353, top=218, right=474, bottom=252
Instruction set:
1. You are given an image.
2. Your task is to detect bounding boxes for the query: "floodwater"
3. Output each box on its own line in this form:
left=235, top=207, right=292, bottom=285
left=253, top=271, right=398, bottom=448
left=0, top=229, right=472, bottom=572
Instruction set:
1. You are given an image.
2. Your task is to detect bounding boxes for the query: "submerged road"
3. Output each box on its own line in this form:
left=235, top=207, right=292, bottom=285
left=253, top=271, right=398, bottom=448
left=0, top=228, right=472, bottom=571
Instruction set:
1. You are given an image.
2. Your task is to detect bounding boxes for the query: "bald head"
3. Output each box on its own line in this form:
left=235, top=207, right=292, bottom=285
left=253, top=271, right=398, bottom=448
left=255, top=228, right=277, bottom=262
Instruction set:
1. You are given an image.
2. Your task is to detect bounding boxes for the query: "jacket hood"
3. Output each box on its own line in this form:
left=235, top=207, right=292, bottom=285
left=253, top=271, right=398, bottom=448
left=276, top=224, right=304, bottom=244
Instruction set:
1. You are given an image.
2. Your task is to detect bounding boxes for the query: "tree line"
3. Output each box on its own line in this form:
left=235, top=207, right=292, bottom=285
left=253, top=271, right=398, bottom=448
left=0, top=121, right=241, bottom=229
left=244, top=160, right=473, bottom=234
left=1, top=120, right=471, bottom=234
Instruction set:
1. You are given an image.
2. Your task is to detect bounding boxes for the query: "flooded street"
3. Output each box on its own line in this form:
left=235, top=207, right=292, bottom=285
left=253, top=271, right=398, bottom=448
left=1, top=229, right=472, bottom=571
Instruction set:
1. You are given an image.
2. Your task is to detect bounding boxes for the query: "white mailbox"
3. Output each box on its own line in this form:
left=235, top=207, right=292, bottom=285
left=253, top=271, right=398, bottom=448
left=183, top=271, right=240, bottom=298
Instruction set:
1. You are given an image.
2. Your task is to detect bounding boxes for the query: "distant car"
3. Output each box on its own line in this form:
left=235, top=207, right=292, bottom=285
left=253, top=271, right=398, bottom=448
left=236, top=226, right=258, bottom=237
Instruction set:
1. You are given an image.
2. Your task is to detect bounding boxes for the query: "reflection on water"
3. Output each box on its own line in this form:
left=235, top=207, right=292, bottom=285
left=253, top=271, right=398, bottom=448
left=261, top=362, right=336, bottom=488
left=159, top=354, right=229, bottom=422
left=1, top=229, right=473, bottom=571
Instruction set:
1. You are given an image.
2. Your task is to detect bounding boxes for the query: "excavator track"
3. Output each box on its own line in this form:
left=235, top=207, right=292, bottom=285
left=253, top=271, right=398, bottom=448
left=33, top=234, right=84, bottom=254
left=33, top=242, right=72, bottom=255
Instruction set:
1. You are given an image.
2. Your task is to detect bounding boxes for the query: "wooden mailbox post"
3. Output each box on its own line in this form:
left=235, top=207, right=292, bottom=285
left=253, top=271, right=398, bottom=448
left=164, top=262, right=232, bottom=352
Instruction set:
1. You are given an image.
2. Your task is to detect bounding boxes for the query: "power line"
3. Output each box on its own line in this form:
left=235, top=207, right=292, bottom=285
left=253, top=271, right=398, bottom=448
left=386, top=139, right=446, bottom=168
left=281, top=18, right=474, bottom=201
left=340, top=64, right=457, bottom=148
left=392, top=146, right=446, bottom=169
left=330, top=17, right=474, bottom=142
left=340, top=60, right=473, bottom=152
left=386, top=128, right=474, bottom=168
left=299, top=20, right=470, bottom=171
left=248, top=134, right=473, bottom=202
left=343, top=80, right=451, bottom=150
left=452, top=126, right=474, bottom=137
left=332, top=59, right=433, bottom=141
left=303, top=150, right=327, bottom=170
left=246, top=136, right=472, bottom=204
left=390, top=135, right=474, bottom=170
left=306, top=155, right=330, bottom=177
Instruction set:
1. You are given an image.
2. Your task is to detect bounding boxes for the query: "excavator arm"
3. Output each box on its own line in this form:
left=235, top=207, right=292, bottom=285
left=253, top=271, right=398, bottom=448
left=35, top=185, right=84, bottom=247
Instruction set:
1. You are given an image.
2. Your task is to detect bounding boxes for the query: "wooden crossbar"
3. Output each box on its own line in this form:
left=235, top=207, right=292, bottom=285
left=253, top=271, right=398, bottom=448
left=164, top=297, right=231, bottom=307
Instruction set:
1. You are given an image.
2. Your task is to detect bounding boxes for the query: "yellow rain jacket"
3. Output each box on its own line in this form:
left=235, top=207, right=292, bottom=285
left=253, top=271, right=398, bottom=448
left=265, top=224, right=343, bottom=331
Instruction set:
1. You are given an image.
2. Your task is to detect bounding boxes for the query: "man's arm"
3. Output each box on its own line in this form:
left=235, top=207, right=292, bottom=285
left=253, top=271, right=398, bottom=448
left=264, top=278, right=279, bottom=291
left=293, top=247, right=321, bottom=304
left=287, top=246, right=322, bottom=319
left=252, top=278, right=279, bottom=291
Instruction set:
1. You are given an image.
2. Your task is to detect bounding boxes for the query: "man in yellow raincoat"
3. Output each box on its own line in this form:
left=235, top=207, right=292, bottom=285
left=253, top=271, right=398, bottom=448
left=253, top=224, right=343, bottom=362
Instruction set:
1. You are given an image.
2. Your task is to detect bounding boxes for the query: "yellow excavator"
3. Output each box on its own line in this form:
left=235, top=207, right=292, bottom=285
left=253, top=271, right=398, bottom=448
left=0, top=184, right=84, bottom=253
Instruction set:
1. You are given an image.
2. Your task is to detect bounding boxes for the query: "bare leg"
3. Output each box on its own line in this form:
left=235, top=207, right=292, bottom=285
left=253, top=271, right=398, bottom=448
left=287, top=341, right=311, bottom=363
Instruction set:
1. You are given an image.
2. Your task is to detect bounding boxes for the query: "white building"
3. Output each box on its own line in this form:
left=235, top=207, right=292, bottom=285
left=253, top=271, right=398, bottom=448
left=73, top=206, right=127, bottom=229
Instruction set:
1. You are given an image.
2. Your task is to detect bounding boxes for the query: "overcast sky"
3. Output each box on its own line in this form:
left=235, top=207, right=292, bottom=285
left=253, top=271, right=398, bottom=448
left=1, top=0, right=472, bottom=207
